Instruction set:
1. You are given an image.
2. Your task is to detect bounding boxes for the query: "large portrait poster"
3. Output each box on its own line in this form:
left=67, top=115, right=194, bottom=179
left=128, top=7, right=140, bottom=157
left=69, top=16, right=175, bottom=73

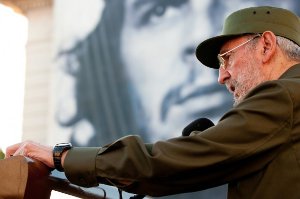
left=51, top=0, right=300, bottom=198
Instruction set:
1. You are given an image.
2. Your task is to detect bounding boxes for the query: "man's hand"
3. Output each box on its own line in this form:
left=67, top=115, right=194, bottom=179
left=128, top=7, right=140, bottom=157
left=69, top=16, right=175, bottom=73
left=5, top=140, right=54, bottom=168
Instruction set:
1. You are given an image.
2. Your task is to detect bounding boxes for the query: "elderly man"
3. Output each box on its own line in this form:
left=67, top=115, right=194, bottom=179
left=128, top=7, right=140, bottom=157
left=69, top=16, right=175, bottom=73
left=6, top=6, right=300, bottom=199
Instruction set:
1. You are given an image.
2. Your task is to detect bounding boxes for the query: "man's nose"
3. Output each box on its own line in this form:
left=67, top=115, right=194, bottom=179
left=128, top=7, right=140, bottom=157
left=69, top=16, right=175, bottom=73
left=218, top=67, right=231, bottom=84
left=181, top=3, right=214, bottom=66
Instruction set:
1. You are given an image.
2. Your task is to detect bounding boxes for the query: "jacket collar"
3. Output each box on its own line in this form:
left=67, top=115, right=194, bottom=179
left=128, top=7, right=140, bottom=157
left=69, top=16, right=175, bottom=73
left=279, top=64, right=300, bottom=79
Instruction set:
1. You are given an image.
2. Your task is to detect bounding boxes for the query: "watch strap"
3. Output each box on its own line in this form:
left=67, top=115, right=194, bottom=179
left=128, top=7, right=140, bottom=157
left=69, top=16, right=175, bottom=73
left=53, top=143, right=72, bottom=172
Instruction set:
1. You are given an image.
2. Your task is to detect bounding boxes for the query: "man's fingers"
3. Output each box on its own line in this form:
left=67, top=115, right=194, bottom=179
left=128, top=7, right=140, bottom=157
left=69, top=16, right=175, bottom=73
left=5, top=140, right=34, bottom=157
left=5, top=142, right=23, bottom=158
left=13, top=142, right=27, bottom=156
left=5, top=141, right=54, bottom=168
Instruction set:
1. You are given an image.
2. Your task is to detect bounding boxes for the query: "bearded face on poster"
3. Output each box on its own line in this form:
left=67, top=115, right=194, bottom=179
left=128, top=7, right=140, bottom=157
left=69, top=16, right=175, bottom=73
left=54, top=0, right=299, bottom=146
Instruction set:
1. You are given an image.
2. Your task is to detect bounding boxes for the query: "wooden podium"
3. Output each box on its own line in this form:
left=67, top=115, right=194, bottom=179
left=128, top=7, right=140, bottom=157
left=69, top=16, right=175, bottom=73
left=0, top=156, right=106, bottom=199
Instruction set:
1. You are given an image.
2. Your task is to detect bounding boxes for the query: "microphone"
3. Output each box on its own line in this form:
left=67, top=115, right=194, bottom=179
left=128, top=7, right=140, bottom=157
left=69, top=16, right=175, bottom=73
left=182, top=118, right=215, bottom=136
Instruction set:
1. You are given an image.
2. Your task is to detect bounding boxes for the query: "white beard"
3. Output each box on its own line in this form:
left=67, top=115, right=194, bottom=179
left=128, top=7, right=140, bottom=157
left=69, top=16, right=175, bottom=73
left=231, top=56, right=266, bottom=106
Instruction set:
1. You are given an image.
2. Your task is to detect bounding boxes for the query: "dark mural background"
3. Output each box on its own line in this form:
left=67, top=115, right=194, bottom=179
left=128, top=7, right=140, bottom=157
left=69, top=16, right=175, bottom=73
left=53, top=0, right=300, bottom=198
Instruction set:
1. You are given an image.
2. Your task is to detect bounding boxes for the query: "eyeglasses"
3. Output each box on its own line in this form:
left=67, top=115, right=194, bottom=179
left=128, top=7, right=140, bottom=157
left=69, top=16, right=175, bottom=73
left=217, top=34, right=261, bottom=70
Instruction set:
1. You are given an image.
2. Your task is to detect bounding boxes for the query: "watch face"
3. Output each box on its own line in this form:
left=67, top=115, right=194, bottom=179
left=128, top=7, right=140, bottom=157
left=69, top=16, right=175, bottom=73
left=56, top=143, right=72, bottom=147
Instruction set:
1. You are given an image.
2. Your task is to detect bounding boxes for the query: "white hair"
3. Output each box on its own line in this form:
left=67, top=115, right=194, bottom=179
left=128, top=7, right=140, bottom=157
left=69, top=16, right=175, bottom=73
left=276, top=36, right=300, bottom=62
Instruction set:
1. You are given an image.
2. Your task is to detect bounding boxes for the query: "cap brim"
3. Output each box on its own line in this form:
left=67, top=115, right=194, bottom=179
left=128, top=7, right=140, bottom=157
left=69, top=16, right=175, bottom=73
left=196, top=34, right=242, bottom=69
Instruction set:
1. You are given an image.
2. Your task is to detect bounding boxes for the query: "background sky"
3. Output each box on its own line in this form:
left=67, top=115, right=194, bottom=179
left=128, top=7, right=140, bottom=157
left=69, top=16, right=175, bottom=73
left=0, top=4, right=27, bottom=151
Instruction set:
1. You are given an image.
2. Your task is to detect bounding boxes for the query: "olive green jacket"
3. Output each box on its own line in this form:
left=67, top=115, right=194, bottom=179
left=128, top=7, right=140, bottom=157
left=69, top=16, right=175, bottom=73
left=64, top=64, right=300, bottom=198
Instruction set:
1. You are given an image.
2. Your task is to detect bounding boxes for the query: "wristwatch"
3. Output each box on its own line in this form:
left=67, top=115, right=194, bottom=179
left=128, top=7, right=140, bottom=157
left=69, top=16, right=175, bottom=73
left=53, top=143, right=72, bottom=172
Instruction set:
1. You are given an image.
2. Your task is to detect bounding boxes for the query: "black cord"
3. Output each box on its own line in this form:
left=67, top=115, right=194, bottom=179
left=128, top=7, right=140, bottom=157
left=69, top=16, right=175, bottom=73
left=118, top=188, right=123, bottom=199
left=129, top=194, right=146, bottom=199
left=118, top=188, right=146, bottom=199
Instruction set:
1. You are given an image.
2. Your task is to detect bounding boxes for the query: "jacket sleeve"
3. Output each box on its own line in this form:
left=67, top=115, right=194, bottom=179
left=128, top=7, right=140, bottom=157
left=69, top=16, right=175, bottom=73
left=63, top=81, right=293, bottom=196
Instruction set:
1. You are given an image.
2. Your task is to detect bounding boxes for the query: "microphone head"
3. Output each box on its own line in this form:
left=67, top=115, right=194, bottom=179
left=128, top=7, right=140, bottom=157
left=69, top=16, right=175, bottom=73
left=182, top=118, right=214, bottom=136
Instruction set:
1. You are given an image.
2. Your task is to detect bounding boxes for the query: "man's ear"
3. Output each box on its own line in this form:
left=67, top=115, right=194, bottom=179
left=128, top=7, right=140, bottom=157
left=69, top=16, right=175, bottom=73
left=261, top=31, right=277, bottom=63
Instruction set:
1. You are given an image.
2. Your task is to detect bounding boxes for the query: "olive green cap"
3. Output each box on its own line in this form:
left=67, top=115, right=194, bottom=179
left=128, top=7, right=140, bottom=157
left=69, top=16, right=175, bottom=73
left=196, top=6, right=300, bottom=69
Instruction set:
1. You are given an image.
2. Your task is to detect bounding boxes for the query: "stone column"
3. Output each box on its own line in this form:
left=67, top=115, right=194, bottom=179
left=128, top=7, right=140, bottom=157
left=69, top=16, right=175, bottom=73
left=0, top=0, right=54, bottom=144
